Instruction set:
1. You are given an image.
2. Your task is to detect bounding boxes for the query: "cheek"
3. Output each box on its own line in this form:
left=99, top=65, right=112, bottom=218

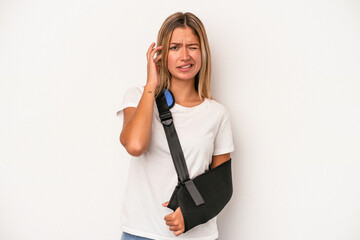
left=167, top=54, right=176, bottom=69
left=194, top=52, right=202, bottom=68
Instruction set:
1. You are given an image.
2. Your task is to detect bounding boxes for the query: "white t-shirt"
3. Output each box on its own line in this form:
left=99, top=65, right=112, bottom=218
left=117, top=86, right=234, bottom=240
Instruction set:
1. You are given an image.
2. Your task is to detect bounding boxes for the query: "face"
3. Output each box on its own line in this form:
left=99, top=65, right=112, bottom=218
left=167, top=27, right=202, bottom=83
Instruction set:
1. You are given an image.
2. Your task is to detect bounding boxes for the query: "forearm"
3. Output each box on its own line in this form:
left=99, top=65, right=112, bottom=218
left=120, top=84, right=156, bottom=156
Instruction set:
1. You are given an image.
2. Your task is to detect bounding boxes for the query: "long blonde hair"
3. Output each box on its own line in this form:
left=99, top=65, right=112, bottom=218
left=156, top=12, right=212, bottom=99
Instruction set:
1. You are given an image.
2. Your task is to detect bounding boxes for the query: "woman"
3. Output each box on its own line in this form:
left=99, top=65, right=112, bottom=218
left=117, top=12, right=234, bottom=240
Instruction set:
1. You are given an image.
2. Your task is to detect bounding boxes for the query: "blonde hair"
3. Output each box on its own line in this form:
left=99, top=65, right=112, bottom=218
left=156, top=12, right=212, bottom=99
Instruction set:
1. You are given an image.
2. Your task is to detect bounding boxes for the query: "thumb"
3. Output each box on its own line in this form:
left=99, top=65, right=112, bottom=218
left=162, top=201, right=169, bottom=207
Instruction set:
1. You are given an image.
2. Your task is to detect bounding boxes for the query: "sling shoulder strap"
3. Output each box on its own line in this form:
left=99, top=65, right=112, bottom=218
left=156, top=90, right=205, bottom=206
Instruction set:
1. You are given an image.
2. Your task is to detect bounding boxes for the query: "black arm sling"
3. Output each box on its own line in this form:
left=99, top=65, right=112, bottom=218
left=156, top=89, right=233, bottom=232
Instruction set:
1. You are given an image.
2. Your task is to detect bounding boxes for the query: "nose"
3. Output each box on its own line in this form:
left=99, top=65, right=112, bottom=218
left=179, top=47, right=190, bottom=61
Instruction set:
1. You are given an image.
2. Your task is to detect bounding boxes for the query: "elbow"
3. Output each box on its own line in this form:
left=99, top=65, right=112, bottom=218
left=120, top=135, right=148, bottom=157
left=125, top=143, right=147, bottom=157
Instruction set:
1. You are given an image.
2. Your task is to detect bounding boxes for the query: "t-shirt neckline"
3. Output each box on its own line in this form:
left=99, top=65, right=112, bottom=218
left=172, top=98, right=209, bottom=112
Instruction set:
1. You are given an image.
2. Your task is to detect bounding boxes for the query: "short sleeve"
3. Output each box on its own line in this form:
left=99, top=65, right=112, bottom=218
left=213, top=110, right=235, bottom=156
left=116, top=86, right=144, bottom=119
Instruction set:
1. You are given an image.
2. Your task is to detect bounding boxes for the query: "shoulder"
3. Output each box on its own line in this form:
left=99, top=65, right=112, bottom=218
left=206, top=98, right=231, bottom=119
left=117, top=86, right=145, bottom=116
left=123, top=85, right=144, bottom=98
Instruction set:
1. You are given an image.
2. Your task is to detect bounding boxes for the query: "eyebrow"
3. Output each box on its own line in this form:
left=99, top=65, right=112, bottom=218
left=169, top=42, right=200, bottom=46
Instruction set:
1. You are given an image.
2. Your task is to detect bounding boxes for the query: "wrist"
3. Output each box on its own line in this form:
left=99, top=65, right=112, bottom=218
left=144, top=84, right=157, bottom=95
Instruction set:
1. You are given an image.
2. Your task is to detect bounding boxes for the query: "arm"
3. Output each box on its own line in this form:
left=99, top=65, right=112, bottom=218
left=120, top=85, right=156, bottom=156
left=162, top=153, right=232, bottom=236
left=119, top=43, right=162, bottom=156
left=211, top=153, right=231, bottom=169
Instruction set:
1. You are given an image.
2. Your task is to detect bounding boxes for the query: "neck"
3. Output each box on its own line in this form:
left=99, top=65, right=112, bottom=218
left=170, top=78, right=199, bottom=103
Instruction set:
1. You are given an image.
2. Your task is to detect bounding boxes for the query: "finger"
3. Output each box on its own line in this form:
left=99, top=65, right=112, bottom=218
left=169, top=225, right=182, bottom=231
left=146, top=42, right=156, bottom=59
left=164, top=212, right=174, bottom=222
left=165, top=217, right=175, bottom=226
left=162, top=201, right=169, bottom=207
left=165, top=220, right=173, bottom=226
left=150, top=46, right=162, bottom=59
left=154, top=54, right=162, bottom=65
left=173, top=229, right=184, bottom=236
left=146, top=43, right=154, bottom=60
left=153, top=45, right=162, bottom=53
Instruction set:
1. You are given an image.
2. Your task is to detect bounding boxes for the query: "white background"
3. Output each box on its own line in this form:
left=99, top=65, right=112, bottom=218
left=1, top=0, right=360, bottom=239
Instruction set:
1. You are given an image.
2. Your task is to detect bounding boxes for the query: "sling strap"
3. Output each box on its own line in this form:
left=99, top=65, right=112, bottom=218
left=156, top=90, right=205, bottom=206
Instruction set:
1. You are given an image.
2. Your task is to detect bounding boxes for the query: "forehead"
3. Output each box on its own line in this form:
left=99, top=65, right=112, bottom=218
left=170, top=27, right=199, bottom=43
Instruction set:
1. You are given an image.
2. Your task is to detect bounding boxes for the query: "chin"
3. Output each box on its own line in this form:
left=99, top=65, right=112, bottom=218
left=171, top=71, right=200, bottom=82
left=172, top=75, right=197, bottom=82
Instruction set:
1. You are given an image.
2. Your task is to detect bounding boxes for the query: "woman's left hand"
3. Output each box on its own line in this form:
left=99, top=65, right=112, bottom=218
left=162, top=201, right=185, bottom=236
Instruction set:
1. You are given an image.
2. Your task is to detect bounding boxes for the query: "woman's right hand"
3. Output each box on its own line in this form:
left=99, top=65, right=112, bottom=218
left=146, top=42, right=162, bottom=88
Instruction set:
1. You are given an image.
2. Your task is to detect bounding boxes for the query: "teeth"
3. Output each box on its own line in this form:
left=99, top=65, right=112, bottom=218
left=180, top=64, right=191, bottom=68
